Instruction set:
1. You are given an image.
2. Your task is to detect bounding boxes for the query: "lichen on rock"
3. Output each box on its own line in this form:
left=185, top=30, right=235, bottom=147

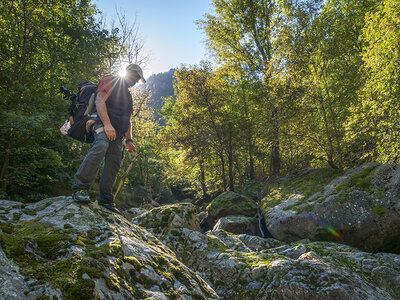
left=0, top=197, right=218, bottom=300
left=132, top=202, right=200, bottom=235
left=212, top=215, right=260, bottom=236
left=262, top=163, right=400, bottom=253
left=207, top=191, right=257, bottom=220
left=160, top=227, right=400, bottom=299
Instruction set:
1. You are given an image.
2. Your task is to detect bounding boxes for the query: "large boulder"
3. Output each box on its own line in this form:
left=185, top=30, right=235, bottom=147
left=116, top=185, right=154, bottom=209
left=212, top=215, right=261, bottom=236
left=263, top=163, right=400, bottom=253
left=132, top=202, right=200, bottom=235
left=160, top=228, right=400, bottom=299
left=0, top=197, right=217, bottom=300
left=206, top=191, right=257, bottom=227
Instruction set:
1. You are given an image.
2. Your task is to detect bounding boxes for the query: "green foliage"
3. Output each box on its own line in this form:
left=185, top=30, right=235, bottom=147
left=160, top=0, right=383, bottom=198
left=358, top=0, right=400, bottom=162
left=0, top=0, right=129, bottom=201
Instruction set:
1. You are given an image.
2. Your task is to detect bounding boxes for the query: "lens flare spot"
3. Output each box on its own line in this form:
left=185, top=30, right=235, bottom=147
left=118, top=68, right=127, bottom=77
left=326, top=226, right=341, bottom=238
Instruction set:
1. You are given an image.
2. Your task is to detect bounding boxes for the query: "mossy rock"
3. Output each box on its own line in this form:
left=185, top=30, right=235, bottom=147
left=0, top=197, right=219, bottom=299
left=132, top=202, right=200, bottom=235
left=212, top=215, right=260, bottom=236
left=264, top=163, right=400, bottom=253
left=261, top=168, right=343, bottom=212
left=160, top=227, right=400, bottom=300
left=206, top=191, right=257, bottom=219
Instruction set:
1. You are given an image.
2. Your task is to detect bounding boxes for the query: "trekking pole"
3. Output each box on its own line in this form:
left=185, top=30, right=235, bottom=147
left=113, top=152, right=141, bottom=202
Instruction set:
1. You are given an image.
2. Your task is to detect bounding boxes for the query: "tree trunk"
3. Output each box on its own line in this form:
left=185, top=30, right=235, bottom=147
left=0, top=130, right=14, bottom=194
left=227, top=123, right=234, bottom=191
left=219, top=151, right=226, bottom=191
left=270, top=107, right=280, bottom=177
left=321, top=68, right=344, bottom=169
left=240, top=83, right=255, bottom=180
left=313, top=59, right=339, bottom=169
left=248, top=128, right=255, bottom=180
left=319, top=97, right=338, bottom=169
left=199, top=158, right=207, bottom=197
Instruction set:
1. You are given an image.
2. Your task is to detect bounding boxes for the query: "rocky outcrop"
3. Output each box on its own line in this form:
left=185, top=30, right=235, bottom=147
left=202, top=191, right=258, bottom=231
left=263, top=163, right=400, bottom=253
left=132, top=202, right=200, bottom=235
left=160, top=228, right=400, bottom=299
left=207, top=191, right=257, bottom=219
left=0, top=197, right=217, bottom=299
left=2, top=186, right=400, bottom=300
left=128, top=200, right=400, bottom=299
left=212, top=215, right=261, bottom=236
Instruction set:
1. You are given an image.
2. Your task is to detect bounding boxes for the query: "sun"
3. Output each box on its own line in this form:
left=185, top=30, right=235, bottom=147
left=118, top=67, right=127, bottom=77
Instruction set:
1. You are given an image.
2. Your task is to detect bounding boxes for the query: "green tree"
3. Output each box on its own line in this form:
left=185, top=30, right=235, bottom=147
left=0, top=0, right=140, bottom=200
left=198, top=0, right=282, bottom=176
left=358, top=0, right=400, bottom=162
left=275, top=0, right=375, bottom=168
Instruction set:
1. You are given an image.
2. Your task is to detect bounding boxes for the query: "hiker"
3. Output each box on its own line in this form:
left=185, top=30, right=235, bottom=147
left=72, top=64, right=146, bottom=213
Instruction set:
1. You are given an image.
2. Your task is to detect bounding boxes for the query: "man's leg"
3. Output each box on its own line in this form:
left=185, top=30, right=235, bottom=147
left=72, top=124, right=109, bottom=200
left=97, top=138, right=124, bottom=206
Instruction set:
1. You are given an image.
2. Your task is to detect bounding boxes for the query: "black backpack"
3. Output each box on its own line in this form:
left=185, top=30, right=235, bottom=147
left=59, top=81, right=99, bottom=143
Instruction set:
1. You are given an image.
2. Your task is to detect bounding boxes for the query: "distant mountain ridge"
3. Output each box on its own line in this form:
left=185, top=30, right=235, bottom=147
left=146, top=69, right=175, bottom=122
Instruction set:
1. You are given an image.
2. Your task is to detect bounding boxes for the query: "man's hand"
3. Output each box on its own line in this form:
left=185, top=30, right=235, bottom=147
left=104, top=124, right=116, bottom=141
left=126, top=141, right=136, bottom=153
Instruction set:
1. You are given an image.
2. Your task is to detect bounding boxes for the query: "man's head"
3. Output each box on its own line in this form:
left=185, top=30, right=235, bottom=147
left=125, top=64, right=146, bottom=86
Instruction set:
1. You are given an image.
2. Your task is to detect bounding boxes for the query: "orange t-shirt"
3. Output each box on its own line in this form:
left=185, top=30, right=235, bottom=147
left=97, top=75, right=114, bottom=99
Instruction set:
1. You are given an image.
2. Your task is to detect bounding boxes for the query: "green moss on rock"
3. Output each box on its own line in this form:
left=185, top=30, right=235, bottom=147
left=109, top=237, right=123, bottom=258
left=338, top=192, right=349, bottom=204
left=0, top=222, right=14, bottom=234
left=170, top=264, right=191, bottom=286
left=372, top=205, right=387, bottom=216
left=124, top=256, right=144, bottom=270
left=350, top=166, right=375, bottom=193
left=12, top=212, right=22, bottom=221
left=206, top=191, right=257, bottom=218
left=261, top=168, right=343, bottom=211
left=63, top=213, right=75, bottom=220
left=105, top=273, right=120, bottom=292
left=63, top=223, right=73, bottom=229
left=0, top=234, right=99, bottom=300
left=377, top=187, right=385, bottom=199
left=283, top=203, right=315, bottom=213
left=49, top=256, right=97, bottom=299
left=334, top=182, right=350, bottom=194
left=87, top=228, right=102, bottom=240
left=11, top=221, right=71, bottom=260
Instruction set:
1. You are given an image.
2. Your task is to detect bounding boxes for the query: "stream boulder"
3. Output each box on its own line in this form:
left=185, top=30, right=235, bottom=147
left=263, top=163, right=400, bottom=253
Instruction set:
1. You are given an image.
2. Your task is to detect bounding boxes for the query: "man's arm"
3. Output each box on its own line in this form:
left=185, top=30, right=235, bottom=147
left=95, top=91, right=116, bottom=141
left=125, top=119, right=132, bottom=140
left=125, top=119, right=136, bottom=153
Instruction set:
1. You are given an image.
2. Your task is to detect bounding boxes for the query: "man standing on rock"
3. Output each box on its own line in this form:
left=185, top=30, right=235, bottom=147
left=72, top=64, right=146, bottom=213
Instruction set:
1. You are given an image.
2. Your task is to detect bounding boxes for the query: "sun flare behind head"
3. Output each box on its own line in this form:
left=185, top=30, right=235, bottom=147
left=118, top=67, right=127, bottom=77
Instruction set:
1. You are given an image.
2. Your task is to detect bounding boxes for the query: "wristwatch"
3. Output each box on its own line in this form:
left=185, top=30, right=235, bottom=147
left=125, top=139, right=133, bottom=143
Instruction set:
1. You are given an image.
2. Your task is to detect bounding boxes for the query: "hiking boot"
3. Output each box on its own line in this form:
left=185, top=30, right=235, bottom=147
left=98, top=202, right=121, bottom=214
left=72, top=190, right=91, bottom=203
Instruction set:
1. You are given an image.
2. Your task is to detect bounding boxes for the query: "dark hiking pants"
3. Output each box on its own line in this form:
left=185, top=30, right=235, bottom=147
left=72, top=123, right=124, bottom=204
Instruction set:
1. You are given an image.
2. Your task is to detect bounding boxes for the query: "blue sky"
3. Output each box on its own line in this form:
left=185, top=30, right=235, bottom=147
left=94, top=0, right=213, bottom=77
